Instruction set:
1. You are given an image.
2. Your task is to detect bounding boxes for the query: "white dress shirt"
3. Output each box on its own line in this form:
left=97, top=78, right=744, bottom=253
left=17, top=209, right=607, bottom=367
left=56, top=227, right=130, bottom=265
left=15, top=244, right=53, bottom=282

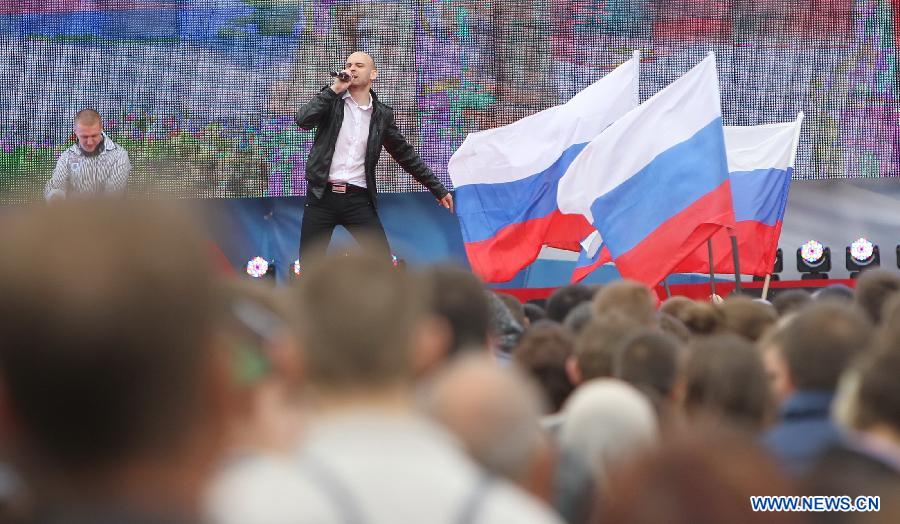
left=328, top=92, right=373, bottom=188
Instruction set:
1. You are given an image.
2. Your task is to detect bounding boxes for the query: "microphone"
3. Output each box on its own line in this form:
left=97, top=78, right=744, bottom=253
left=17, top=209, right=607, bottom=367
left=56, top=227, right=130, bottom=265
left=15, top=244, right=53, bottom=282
left=330, top=71, right=351, bottom=81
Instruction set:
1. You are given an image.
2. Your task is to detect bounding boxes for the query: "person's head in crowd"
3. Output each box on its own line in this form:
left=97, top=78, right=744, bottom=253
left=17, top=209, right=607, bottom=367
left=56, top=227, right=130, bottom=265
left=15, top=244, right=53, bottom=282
left=771, top=289, right=813, bottom=317
left=513, top=323, right=575, bottom=413
left=562, top=301, right=595, bottom=335
left=545, top=284, right=596, bottom=323
left=718, top=296, right=778, bottom=342
left=874, top=291, right=900, bottom=349
left=486, top=290, right=524, bottom=354
left=760, top=303, right=873, bottom=474
left=558, top=380, right=658, bottom=486
left=821, top=349, right=900, bottom=513
left=657, top=312, right=691, bottom=343
left=568, top=314, right=643, bottom=386
left=757, top=326, right=794, bottom=408
left=776, top=303, right=872, bottom=396
left=592, top=280, right=657, bottom=326
left=682, top=335, right=772, bottom=432
left=496, top=292, right=528, bottom=330
left=291, top=250, right=440, bottom=399
left=424, top=354, right=554, bottom=499
left=812, top=283, right=854, bottom=304
left=218, top=277, right=302, bottom=454
left=675, top=300, right=723, bottom=336
left=229, top=254, right=563, bottom=524
left=553, top=379, right=657, bottom=524
left=659, top=295, right=693, bottom=318
left=523, top=302, right=547, bottom=326
left=840, top=348, right=900, bottom=447
left=854, top=269, right=900, bottom=325
left=598, top=430, right=801, bottom=524
left=0, top=200, right=232, bottom=518
left=527, top=297, right=548, bottom=309
left=420, top=265, right=489, bottom=354
left=613, top=330, right=682, bottom=408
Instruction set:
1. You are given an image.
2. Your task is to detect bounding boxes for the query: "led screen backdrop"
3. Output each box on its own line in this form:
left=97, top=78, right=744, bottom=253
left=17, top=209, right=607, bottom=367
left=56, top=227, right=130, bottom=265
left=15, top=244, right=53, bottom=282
left=0, top=0, right=897, bottom=203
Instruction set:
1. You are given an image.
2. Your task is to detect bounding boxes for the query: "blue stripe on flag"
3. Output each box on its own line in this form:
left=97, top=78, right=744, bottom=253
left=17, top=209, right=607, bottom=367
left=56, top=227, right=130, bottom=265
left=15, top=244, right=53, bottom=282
left=456, top=142, right=589, bottom=243
left=589, top=118, right=729, bottom=257
left=729, top=167, right=792, bottom=226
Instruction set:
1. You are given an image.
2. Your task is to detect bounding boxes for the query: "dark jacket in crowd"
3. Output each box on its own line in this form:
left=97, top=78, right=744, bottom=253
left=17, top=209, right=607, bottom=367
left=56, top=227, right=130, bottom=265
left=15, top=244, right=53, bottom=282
left=295, top=87, right=449, bottom=206
left=762, top=390, right=842, bottom=475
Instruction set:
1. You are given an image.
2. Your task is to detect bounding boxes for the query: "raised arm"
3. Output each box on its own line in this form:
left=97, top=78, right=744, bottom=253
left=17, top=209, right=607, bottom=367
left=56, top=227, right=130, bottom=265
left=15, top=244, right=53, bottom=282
left=295, top=86, right=342, bottom=130
left=382, top=110, right=449, bottom=200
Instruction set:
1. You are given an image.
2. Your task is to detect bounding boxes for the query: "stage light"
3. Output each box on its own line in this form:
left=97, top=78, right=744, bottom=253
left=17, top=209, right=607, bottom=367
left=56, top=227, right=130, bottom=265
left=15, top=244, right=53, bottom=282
left=753, top=248, right=783, bottom=282
left=846, top=238, right=879, bottom=278
left=797, top=240, right=830, bottom=280
left=246, top=256, right=274, bottom=279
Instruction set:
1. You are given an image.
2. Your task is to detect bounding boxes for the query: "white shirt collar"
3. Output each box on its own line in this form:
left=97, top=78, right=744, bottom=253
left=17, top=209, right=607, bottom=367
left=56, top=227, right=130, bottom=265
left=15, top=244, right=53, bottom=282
left=342, top=91, right=372, bottom=110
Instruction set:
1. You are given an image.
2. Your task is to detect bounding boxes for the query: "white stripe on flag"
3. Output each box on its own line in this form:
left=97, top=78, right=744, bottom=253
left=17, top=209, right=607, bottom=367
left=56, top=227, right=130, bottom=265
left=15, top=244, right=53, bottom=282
left=448, top=51, right=640, bottom=188
left=724, top=113, right=805, bottom=173
left=557, top=53, right=723, bottom=223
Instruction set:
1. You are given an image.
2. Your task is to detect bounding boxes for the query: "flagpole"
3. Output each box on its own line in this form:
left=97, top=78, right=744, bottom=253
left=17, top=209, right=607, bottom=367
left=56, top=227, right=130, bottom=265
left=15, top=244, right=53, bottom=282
left=707, top=239, right=717, bottom=297
left=662, top=276, right=672, bottom=299
left=729, top=234, right=742, bottom=294
left=761, top=274, right=772, bottom=301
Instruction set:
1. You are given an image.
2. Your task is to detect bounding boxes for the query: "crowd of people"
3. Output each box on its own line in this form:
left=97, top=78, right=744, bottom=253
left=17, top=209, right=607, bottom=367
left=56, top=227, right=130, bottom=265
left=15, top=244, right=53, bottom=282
left=0, top=199, right=898, bottom=524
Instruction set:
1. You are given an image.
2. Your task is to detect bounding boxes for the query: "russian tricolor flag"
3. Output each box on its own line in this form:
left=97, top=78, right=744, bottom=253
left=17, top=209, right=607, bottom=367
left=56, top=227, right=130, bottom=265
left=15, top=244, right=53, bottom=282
left=672, top=115, right=805, bottom=276
left=449, top=52, right=640, bottom=283
left=558, top=54, right=735, bottom=287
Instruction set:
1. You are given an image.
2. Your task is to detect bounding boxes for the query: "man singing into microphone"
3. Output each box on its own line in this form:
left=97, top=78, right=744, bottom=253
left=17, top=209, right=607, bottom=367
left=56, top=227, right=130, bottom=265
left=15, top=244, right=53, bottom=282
left=295, top=51, right=453, bottom=262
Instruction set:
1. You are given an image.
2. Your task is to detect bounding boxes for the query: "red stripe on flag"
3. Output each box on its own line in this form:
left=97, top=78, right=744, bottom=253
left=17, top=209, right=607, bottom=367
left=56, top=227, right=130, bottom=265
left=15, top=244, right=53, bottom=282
left=672, top=220, right=783, bottom=277
left=612, top=181, right=734, bottom=287
left=465, top=210, right=593, bottom=283
left=571, top=246, right=613, bottom=284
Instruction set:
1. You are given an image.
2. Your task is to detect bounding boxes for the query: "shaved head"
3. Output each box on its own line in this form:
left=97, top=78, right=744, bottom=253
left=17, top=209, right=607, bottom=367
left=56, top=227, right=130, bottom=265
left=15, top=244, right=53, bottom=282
left=342, top=51, right=378, bottom=92
left=74, top=108, right=102, bottom=126
left=424, top=354, right=545, bottom=482
left=73, top=109, right=104, bottom=153
left=347, top=51, right=375, bottom=70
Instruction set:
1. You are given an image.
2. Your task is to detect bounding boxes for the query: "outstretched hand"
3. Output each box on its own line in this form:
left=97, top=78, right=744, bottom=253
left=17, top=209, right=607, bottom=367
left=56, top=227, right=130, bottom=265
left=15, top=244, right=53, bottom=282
left=438, top=193, right=454, bottom=213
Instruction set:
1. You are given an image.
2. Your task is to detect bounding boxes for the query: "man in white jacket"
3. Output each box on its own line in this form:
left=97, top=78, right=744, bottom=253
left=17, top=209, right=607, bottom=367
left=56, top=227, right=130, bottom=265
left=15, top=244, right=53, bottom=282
left=44, top=109, right=131, bottom=201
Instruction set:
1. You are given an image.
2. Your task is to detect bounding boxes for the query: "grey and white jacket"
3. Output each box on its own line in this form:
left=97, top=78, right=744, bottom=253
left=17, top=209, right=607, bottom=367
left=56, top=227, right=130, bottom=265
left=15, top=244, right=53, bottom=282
left=44, top=133, right=131, bottom=201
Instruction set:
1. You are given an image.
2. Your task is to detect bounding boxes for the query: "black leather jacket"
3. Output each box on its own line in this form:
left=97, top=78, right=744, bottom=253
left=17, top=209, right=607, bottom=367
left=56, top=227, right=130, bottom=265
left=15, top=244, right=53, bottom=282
left=295, top=87, right=449, bottom=206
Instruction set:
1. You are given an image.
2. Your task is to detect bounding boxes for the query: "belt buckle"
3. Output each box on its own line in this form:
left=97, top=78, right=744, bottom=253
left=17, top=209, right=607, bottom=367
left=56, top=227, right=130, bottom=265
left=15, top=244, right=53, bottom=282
left=331, top=183, right=347, bottom=194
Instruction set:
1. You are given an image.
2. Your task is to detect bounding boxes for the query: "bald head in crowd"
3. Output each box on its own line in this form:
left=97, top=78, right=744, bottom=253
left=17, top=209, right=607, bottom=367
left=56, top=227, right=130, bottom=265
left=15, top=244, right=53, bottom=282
left=424, top=354, right=549, bottom=488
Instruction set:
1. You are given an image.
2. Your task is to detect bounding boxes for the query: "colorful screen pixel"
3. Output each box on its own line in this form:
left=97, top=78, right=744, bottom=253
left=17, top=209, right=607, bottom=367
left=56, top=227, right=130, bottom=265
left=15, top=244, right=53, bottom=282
left=0, top=0, right=897, bottom=202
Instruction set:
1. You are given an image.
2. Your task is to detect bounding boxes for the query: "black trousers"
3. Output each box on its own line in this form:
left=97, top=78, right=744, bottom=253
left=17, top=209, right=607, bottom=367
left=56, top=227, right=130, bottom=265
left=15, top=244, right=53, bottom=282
left=298, top=187, right=391, bottom=262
